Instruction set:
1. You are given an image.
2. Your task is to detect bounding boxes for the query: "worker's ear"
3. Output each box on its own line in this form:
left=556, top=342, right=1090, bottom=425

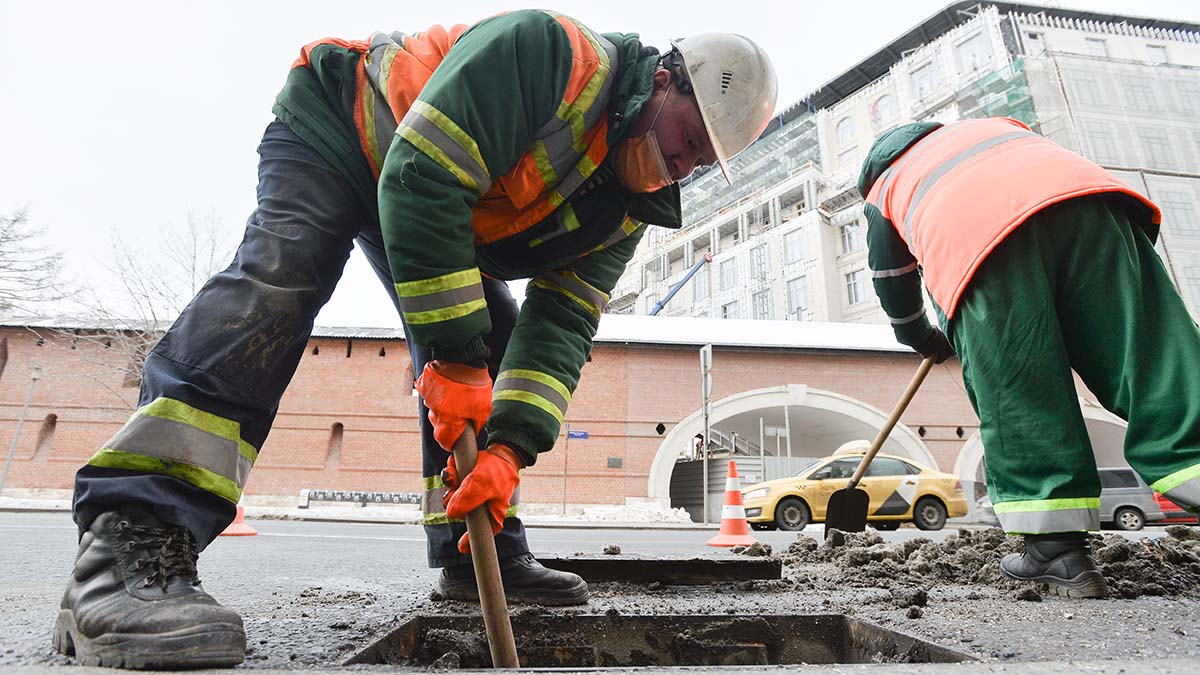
left=651, top=67, right=672, bottom=92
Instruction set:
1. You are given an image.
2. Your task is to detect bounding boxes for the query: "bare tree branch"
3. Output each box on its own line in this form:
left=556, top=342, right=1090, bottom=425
left=0, top=209, right=67, bottom=312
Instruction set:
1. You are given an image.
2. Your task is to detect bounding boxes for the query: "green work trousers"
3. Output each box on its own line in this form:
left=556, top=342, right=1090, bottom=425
left=949, top=196, right=1200, bottom=534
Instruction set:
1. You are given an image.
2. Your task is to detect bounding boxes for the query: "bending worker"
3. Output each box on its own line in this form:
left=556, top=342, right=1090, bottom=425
left=54, top=10, right=777, bottom=669
left=859, top=116, right=1200, bottom=599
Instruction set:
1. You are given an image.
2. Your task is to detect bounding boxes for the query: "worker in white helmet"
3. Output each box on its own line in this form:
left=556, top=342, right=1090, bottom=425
left=57, top=10, right=777, bottom=669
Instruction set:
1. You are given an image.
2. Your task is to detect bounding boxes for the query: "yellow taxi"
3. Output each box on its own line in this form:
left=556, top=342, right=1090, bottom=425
left=741, top=441, right=968, bottom=531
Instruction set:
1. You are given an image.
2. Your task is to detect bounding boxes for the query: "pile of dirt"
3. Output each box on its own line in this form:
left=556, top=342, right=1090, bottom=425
left=731, top=541, right=773, bottom=557
left=782, top=527, right=1200, bottom=598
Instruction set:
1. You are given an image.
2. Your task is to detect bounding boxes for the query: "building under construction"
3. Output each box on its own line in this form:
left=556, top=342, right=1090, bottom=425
left=611, top=1, right=1200, bottom=326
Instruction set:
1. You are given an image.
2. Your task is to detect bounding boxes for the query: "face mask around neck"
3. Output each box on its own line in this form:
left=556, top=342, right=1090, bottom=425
left=614, top=84, right=674, bottom=193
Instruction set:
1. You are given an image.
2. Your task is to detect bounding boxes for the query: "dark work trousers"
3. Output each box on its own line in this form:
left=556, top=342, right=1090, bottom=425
left=72, top=121, right=531, bottom=568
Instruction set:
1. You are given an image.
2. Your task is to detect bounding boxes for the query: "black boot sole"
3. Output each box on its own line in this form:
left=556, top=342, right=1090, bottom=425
left=54, top=609, right=246, bottom=669
left=999, top=567, right=1110, bottom=599
left=438, top=578, right=590, bottom=606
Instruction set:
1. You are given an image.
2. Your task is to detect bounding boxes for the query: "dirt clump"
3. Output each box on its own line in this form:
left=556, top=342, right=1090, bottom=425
left=602, top=543, right=621, bottom=555
left=906, top=606, right=923, bottom=619
left=1013, top=587, right=1043, bottom=602
left=731, top=541, right=773, bottom=557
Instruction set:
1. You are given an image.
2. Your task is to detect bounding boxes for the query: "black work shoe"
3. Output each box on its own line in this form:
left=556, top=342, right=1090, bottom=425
left=1000, top=533, right=1109, bottom=599
left=438, top=552, right=589, bottom=606
left=53, top=508, right=246, bottom=669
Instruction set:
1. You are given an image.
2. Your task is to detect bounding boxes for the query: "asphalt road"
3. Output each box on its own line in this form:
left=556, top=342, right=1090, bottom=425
left=1, top=512, right=1191, bottom=672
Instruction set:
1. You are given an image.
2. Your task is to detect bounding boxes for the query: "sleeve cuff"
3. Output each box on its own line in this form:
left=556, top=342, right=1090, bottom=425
left=486, top=427, right=541, bottom=467
left=430, top=336, right=490, bottom=363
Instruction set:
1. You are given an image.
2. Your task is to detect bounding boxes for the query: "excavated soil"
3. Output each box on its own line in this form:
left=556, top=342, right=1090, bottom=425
left=781, top=526, right=1200, bottom=600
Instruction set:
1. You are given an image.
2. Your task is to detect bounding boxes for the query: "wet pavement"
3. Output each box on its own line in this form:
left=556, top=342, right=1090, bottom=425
left=3, top=512, right=1198, bottom=672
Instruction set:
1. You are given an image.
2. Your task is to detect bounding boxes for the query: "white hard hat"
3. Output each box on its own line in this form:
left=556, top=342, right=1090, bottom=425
left=670, top=33, right=778, bottom=184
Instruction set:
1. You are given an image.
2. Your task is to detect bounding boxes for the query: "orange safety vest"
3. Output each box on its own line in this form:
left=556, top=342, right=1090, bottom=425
left=296, top=13, right=619, bottom=248
left=865, top=117, right=1161, bottom=318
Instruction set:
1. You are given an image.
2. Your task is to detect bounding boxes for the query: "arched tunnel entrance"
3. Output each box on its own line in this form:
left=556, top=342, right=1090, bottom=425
left=953, top=398, right=1130, bottom=519
left=649, top=384, right=935, bottom=523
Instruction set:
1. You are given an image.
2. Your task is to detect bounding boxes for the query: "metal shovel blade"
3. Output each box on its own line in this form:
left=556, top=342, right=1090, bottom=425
left=824, top=487, right=869, bottom=536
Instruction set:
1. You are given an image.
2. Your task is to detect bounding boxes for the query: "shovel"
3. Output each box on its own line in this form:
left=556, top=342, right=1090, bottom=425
left=451, top=426, right=520, bottom=668
left=824, top=356, right=936, bottom=537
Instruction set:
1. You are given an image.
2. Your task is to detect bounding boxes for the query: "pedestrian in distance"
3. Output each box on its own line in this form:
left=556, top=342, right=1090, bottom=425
left=54, top=10, right=777, bottom=669
left=858, top=116, right=1200, bottom=599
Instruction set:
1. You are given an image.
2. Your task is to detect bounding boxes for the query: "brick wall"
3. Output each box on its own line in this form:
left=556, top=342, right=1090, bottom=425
left=0, top=326, right=992, bottom=505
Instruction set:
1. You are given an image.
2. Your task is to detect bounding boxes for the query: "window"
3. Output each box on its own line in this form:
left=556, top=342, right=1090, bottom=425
left=1071, top=73, right=1104, bottom=107
left=721, top=301, right=740, bottom=319
left=1138, top=127, right=1174, bottom=170
left=836, top=117, right=855, bottom=147
left=840, top=222, right=863, bottom=254
left=645, top=293, right=659, bottom=312
left=751, top=245, right=769, bottom=277
left=1160, top=191, right=1200, bottom=237
left=787, top=276, right=808, bottom=320
left=838, top=149, right=860, bottom=171
left=1098, top=469, right=1139, bottom=489
left=910, top=63, right=938, bottom=99
left=1085, top=38, right=1108, bottom=58
left=1179, top=82, right=1200, bottom=113
left=865, top=458, right=918, bottom=477
left=694, top=268, right=709, bottom=300
left=1025, top=31, right=1046, bottom=56
left=752, top=290, right=772, bottom=320
left=1186, top=267, right=1200, bottom=309
left=1147, top=44, right=1168, bottom=64
left=1122, top=78, right=1159, bottom=112
left=784, top=229, right=805, bottom=264
left=955, top=32, right=991, bottom=72
left=845, top=270, right=867, bottom=305
left=817, top=459, right=862, bottom=479
left=1083, top=124, right=1120, bottom=165
left=871, top=94, right=898, bottom=129
left=719, top=258, right=737, bottom=289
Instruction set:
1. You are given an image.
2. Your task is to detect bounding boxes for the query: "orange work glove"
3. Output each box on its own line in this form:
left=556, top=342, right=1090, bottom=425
left=414, top=361, right=492, bottom=452
left=442, top=443, right=523, bottom=554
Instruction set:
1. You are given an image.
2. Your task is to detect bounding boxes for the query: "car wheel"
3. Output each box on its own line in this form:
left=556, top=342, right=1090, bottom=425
left=913, top=497, right=947, bottom=531
left=750, top=522, right=776, bottom=531
left=871, top=521, right=900, bottom=531
left=1114, top=507, right=1144, bottom=531
left=775, top=498, right=811, bottom=531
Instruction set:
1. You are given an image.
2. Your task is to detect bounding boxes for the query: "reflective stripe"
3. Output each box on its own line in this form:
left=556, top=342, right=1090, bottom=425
left=421, top=473, right=520, bottom=525
left=494, top=369, right=571, bottom=423
left=528, top=204, right=583, bottom=247
left=725, top=477, right=740, bottom=491
left=551, top=153, right=599, bottom=205
left=398, top=101, right=491, bottom=194
left=888, top=308, right=926, bottom=325
left=592, top=218, right=644, bottom=253
left=994, top=497, right=1100, bottom=534
left=902, top=131, right=1036, bottom=242
left=872, top=262, right=918, bottom=279
left=361, top=38, right=401, bottom=174
left=530, top=270, right=609, bottom=320
left=424, top=505, right=519, bottom=526
left=531, top=139, right=558, bottom=187
left=396, top=269, right=487, bottom=325
left=1151, top=463, right=1200, bottom=508
left=722, top=505, right=746, bottom=520
left=87, top=397, right=258, bottom=504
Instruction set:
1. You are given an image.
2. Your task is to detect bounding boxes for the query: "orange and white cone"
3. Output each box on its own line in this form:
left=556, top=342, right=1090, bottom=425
left=706, top=461, right=758, bottom=547
left=219, top=504, right=257, bottom=537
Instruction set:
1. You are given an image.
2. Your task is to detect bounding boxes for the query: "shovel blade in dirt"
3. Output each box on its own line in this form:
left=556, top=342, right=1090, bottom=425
left=824, top=486, right=870, bottom=535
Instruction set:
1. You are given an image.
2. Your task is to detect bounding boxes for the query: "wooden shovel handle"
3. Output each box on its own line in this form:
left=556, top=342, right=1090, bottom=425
left=452, top=427, right=520, bottom=668
left=847, top=356, right=936, bottom=490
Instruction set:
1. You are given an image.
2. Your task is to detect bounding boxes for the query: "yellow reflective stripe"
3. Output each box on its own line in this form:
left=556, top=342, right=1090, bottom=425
left=494, top=390, right=565, bottom=423
left=497, top=369, right=572, bottom=402
left=139, top=398, right=258, bottom=463
left=531, top=270, right=607, bottom=320
left=362, top=81, right=383, bottom=172
left=398, top=125, right=477, bottom=192
left=423, top=474, right=442, bottom=490
left=993, top=497, right=1100, bottom=513
left=410, top=100, right=488, bottom=180
left=88, top=448, right=241, bottom=504
left=395, top=269, right=481, bottom=298
left=1151, top=463, right=1200, bottom=495
left=555, top=99, right=587, bottom=154
left=532, top=140, right=557, bottom=186
left=403, top=298, right=487, bottom=325
left=424, top=505, right=518, bottom=526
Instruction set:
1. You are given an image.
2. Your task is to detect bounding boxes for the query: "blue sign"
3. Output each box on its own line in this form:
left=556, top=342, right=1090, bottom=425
left=567, top=430, right=589, bottom=439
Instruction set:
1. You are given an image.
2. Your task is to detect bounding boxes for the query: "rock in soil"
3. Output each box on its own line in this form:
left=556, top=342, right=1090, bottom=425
left=733, top=541, right=773, bottom=557
left=602, top=543, right=621, bottom=555
left=906, top=606, right=924, bottom=619
left=1013, top=587, right=1043, bottom=602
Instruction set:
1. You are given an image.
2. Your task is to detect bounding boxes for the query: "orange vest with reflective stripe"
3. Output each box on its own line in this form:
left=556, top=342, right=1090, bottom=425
left=865, top=117, right=1161, bottom=317
left=296, top=13, right=619, bottom=248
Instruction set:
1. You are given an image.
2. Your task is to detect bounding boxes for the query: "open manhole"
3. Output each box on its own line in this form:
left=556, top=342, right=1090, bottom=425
left=347, top=614, right=975, bottom=668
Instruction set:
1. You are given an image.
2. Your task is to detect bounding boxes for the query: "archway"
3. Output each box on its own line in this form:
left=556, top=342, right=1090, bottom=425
left=648, top=384, right=935, bottom=503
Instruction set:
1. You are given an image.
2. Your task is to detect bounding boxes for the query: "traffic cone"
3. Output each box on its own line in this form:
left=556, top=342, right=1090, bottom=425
left=706, top=461, right=758, bottom=547
left=219, top=504, right=257, bottom=536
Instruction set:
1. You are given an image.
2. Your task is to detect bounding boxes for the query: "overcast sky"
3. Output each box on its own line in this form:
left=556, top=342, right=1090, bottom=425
left=3, top=1, right=1197, bottom=328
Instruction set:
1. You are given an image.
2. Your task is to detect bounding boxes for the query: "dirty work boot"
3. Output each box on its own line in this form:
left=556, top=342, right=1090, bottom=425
left=53, top=508, right=246, bottom=669
left=438, top=553, right=589, bottom=605
left=1000, top=533, right=1109, bottom=598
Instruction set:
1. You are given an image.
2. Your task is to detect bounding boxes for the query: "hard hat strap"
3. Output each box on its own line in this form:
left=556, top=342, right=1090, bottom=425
left=659, top=49, right=694, bottom=96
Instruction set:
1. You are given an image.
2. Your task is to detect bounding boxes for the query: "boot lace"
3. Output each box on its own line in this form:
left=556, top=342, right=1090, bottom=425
left=114, top=520, right=201, bottom=589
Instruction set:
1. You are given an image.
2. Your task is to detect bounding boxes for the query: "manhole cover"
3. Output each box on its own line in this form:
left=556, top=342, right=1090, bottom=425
left=348, top=614, right=975, bottom=668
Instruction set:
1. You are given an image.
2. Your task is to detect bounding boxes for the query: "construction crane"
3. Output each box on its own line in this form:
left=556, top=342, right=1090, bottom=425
left=649, top=253, right=713, bottom=316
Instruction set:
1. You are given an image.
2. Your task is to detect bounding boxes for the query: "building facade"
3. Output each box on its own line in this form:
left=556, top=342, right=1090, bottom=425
left=611, top=2, right=1200, bottom=325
